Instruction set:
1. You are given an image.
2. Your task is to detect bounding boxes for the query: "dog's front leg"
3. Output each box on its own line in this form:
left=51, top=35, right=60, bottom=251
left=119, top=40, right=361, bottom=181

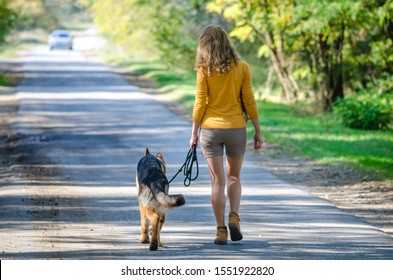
left=139, top=203, right=150, bottom=244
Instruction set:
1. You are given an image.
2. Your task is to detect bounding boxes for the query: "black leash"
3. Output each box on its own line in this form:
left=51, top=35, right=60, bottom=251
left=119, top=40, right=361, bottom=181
left=168, top=144, right=199, bottom=187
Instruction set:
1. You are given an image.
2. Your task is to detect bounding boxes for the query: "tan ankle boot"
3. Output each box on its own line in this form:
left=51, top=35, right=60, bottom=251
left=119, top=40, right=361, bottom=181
left=214, top=226, right=228, bottom=245
left=228, top=212, right=243, bottom=241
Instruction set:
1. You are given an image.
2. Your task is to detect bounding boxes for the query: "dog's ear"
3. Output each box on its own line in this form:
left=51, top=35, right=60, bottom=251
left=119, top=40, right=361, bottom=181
left=145, top=148, right=150, bottom=155
left=156, top=153, right=166, bottom=175
left=156, top=152, right=164, bottom=163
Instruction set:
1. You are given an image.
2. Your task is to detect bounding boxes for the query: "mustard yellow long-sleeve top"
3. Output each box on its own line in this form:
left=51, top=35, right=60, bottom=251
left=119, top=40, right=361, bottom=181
left=192, top=60, right=259, bottom=129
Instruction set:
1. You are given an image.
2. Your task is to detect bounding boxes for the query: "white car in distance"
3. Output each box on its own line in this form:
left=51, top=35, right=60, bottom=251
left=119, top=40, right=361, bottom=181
left=48, top=30, right=73, bottom=50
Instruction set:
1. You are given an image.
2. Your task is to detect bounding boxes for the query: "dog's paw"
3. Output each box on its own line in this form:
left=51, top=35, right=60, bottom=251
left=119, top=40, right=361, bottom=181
left=140, top=236, right=150, bottom=244
left=149, top=240, right=158, bottom=251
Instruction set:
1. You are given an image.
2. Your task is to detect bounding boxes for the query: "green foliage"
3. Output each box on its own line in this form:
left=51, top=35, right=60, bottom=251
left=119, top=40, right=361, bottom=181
left=334, top=92, right=393, bottom=130
left=343, top=1, right=393, bottom=95
left=0, top=0, right=16, bottom=44
left=88, top=0, right=224, bottom=70
left=150, top=1, right=199, bottom=69
left=89, top=0, right=154, bottom=51
left=6, top=0, right=88, bottom=32
left=207, top=0, right=393, bottom=111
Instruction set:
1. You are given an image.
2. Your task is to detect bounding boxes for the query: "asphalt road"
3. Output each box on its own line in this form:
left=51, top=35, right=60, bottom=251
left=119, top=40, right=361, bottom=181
left=1, top=32, right=393, bottom=260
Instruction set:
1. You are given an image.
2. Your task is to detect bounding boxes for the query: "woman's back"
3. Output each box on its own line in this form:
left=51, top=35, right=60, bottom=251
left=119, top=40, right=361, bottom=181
left=193, top=60, right=258, bottom=129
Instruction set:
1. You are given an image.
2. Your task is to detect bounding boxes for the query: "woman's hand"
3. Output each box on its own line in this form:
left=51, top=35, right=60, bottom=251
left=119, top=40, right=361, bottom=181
left=251, top=118, right=262, bottom=150
left=189, top=134, right=198, bottom=149
left=254, top=133, right=263, bottom=150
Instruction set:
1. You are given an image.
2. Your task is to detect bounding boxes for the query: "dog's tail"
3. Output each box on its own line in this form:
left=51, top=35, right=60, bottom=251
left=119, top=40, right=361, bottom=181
left=155, top=192, right=185, bottom=208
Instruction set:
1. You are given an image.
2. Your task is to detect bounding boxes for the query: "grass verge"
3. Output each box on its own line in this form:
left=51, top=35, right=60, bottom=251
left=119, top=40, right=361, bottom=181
left=259, top=101, right=393, bottom=180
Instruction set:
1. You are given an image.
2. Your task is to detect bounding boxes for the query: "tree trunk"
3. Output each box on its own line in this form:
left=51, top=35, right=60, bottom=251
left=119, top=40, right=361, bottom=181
left=317, top=22, right=345, bottom=111
left=262, top=66, right=274, bottom=98
left=264, top=31, right=298, bottom=101
left=320, top=55, right=344, bottom=112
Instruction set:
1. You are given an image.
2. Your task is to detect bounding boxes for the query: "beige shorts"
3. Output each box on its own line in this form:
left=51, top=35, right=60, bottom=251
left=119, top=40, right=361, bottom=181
left=200, top=128, right=246, bottom=158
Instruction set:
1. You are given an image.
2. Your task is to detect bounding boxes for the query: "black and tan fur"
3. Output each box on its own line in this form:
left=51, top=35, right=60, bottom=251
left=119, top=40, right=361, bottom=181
left=136, top=148, right=185, bottom=251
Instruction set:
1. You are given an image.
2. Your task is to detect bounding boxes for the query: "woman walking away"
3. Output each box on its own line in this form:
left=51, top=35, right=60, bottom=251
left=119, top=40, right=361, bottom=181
left=189, top=25, right=262, bottom=245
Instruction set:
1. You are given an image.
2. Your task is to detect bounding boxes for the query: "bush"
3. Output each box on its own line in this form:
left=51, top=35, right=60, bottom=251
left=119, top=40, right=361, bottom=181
left=334, top=91, right=392, bottom=130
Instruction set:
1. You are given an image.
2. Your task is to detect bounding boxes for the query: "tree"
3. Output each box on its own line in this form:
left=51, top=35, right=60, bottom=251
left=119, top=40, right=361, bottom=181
left=0, top=0, right=15, bottom=44
left=344, top=0, right=393, bottom=94
left=207, top=0, right=300, bottom=102
left=7, top=0, right=86, bottom=31
left=207, top=0, right=392, bottom=111
left=290, top=0, right=358, bottom=111
left=87, top=0, right=221, bottom=69
left=150, top=0, right=224, bottom=69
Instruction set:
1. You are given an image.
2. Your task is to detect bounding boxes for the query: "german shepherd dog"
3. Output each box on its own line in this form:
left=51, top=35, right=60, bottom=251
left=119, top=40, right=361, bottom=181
left=136, top=148, right=185, bottom=251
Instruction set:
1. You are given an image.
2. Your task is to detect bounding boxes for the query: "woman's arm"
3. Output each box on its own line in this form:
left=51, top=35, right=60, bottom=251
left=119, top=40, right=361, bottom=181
left=190, top=68, right=207, bottom=149
left=241, top=63, right=259, bottom=120
left=192, top=69, right=208, bottom=125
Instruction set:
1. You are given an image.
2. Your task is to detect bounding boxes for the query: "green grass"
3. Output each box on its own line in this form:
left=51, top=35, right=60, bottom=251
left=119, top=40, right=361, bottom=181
left=0, top=74, right=9, bottom=86
left=258, top=101, right=393, bottom=179
left=0, top=41, right=40, bottom=59
left=99, top=47, right=393, bottom=181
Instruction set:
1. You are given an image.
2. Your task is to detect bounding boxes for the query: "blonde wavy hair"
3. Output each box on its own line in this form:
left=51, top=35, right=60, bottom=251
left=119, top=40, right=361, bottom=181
left=195, top=25, right=239, bottom=77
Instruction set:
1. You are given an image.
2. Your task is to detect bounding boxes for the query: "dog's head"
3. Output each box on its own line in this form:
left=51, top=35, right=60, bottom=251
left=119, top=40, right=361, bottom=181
left=145, top=147, right=166, bottom=175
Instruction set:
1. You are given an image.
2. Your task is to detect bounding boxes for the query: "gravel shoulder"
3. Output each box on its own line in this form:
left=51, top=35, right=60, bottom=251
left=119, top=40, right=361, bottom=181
left=251, top=142, right=393, bottom=238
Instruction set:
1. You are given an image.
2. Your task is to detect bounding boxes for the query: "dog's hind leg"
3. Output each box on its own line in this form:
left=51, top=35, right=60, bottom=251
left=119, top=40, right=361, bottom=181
left=147, top=209, right=159, bottom=251
left=158, top=212, right=165, bottom=247
left=139, top=204, right=150, bottom=244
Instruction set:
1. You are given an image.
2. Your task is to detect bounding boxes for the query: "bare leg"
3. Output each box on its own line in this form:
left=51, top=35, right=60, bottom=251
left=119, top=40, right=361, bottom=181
left=206, top=156, right=226, bottom=227
left=226, top=155, right=244, bottom=213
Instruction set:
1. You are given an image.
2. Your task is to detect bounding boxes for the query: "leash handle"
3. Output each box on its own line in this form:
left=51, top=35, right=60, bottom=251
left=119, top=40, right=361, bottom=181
left=183, top=144, right=198, bottom=186
left=168, top=144, right=199, bottom=187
